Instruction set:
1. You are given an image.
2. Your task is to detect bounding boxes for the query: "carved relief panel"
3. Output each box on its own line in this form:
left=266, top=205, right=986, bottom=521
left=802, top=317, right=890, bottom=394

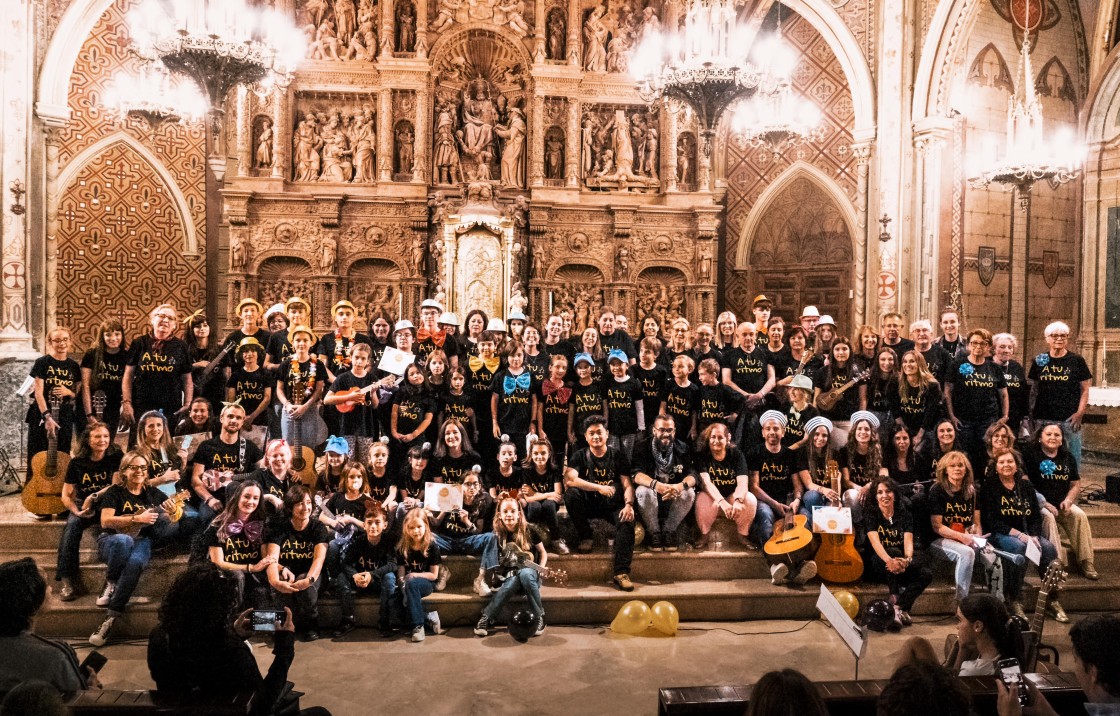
left=291, top=93, right=379, bottom=184
left=428, top=0, right=534, bottom=38
left=580, top=103, right=660, bottom=191
left=300, top=0, right=380, bottom=61
left=580, top=0, right=662, bottom=72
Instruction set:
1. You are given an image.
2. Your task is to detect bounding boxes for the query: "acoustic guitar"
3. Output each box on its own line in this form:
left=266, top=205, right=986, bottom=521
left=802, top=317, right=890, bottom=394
left=763, top=501, right=818, bottom=569
left=287, top=379, right=319, bottom=492
left=488, top=541, right=568, bottom=587
left=1022, top=561, right=1066, bottom=670
left=92, top=390, right=107, bottom=423
left=814, top=460, right=863, bottom=583
left=23, top=395, right=70, bottom=515
left=195, top=341, right=236, bottom=389
left=814, top=369, right=871, bottom=413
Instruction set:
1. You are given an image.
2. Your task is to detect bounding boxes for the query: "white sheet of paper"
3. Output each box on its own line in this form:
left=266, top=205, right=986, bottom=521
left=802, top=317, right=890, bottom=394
left=424, top=481, right=463, bottom=513
left=817, top=585, right=868, bottom=659
left=16, top=376, right=34, bottom=397
left=812, top=506, right=853, bottom=534
left=1025, top=537, right=1042, bottom=566
left=378, top=347, right=415, bottom=376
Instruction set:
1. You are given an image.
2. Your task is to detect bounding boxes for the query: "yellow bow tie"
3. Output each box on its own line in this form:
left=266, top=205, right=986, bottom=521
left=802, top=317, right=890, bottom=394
left=469, top=355, right=501, bottom=373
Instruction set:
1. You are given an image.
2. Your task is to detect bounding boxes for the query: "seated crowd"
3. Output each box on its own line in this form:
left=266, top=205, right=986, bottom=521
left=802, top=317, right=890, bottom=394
left=27, top=294, right=1099, bottom=649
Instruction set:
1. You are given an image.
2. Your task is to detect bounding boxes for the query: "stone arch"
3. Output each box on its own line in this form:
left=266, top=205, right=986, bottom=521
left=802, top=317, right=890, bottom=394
left=58, top=132, right=199, bottom=256
left=550, top=263, right=606, bottom=334
left=967, top=43, right=1014, bottom=92
left=255, top=257, right=315, bottom=310
left=36, top=0, right=116, bottom=124
left=1035, top=56, right=1076, bottom=104
left=347, top=258, right=405, bottom=327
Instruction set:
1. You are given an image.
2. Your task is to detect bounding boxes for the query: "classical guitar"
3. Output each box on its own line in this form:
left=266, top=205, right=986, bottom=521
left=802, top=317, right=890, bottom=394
left=489, top=541, right=568, bottom=586
left=763, top=501, right=817, bottom=569
left=813, top=460, right=863, bottom=583
left=118, top=489, right=191, bottom=538
left=196, top=341, right=236, bottom=389
left=92, top=390, right=107, bottom=423
left=814, top=368, right=871, bottom=412
left=287, top=378, right=320, bottom=492
left=1022, top=561, right=1067, bottom=671
left=23, top=395, right=71, bottom=515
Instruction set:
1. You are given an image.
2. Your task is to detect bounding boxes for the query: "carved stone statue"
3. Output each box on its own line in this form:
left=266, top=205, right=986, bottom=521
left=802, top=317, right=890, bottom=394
left=643, top=126, right=658, bottom=179
left=428, top=191, right=448, bottom=224
left=696, top=241, right=712, bottom=282
left=547, top=10, right=565, bottom=60
left=319, top=236, right=337, bottom=273
left=319, top=114, right=353, bottom=182
left=396, top=123, right=415, bottom=174
left=498, top=0, right=530, bottom=37
left=293, top=113, right=322, bottom=181
left=506, top=195, right=529, bottom=229
left=509, top=282, right=528, bottom=315
left=255, top=118, right=273, bottom=169
left=351, top=109, right=376, bottom=182
left=583, top=6, right=608, bottom=72
left=531, top=243, right=545, bottom=278
left=396, top=0, right=415, bottom=52
left=309, top=19, right=342, bottom=60
left=494, top=107, right=526, bottom=189
left=545, top=135, right=564, bottom=180
left=458, top=82, right=497, bottom=167
left=411, top=234, right=426, bottom=275
left=430, top=0, right=460, bottom=33
left=615, top=245, right=630, bottom=281
left=677, top=140, right=692, bottom=186
left=606, top=34, right=628, bottom=73
left=433, top=101, right=463, bottom=184
left=581, top=117, right=594, bottom=177
left=230, top=234, right=248, bottom=271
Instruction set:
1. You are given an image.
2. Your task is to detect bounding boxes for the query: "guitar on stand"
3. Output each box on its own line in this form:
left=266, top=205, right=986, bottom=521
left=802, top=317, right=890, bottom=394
left=814, top=460, right=863, bottom=583
left=23, top=395, right=70, bottom=515
left=287, top=378, right=319, bottom=492
left=814, top=369, right=871, bottom=413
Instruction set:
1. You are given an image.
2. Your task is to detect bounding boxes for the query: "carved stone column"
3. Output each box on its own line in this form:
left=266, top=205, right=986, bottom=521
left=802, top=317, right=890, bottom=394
left=530, top=94, right=545, bottom=187
left=380, top=0, right=395, bottom=58
left=566, top=100, right=580, bottom=187
left=378, top=89, right=393, bottom=181
left=567, top=0, right=580, bottom=66
left=851, top=141, right=872, bottom=326
left=663, top=107, right=677, bottom=192
left=43, top=129, right=61, bottom=333
left=272, top=87, right=287, bottom=180
left=236, top=87, right=252, bottom=177
left=414, top=90, right=429, bottom=183
left=911, top=118, right=952, bottom=320
left=415, top=0, right=429, bottom=58
left=533, top=0, right=546, bottom=62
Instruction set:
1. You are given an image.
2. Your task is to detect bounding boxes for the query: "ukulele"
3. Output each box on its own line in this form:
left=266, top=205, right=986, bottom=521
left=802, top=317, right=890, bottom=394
left=813, top=460, right=864, bottom=583
left=118, top=489, right=191, bottom=538
left=489, top=541, right=568, bottom=586
left=814, top=368, right=871, bottom=412
left=333, top=380, right=389, bottom=413
left=286, top=376, right=320, bottom=492
left=763, top=500, right=817, bottom=569
left=195, top=341, right=236, bottom=389
left=1021, top=561, right=1067, bottom=670
left=23, top=395, right=71, bottom=515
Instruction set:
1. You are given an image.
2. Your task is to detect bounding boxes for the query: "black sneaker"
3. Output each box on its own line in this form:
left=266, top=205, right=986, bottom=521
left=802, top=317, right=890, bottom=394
left=663, top=532, right=679, bottom=552
left=333, top=617, right=356, bottom=638
left=474, top=614, right=493, bottom=637
left=649, top=530, right=664, bottom=552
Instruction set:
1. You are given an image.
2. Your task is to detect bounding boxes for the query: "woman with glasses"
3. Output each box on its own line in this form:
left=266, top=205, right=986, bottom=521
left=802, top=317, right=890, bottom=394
left=944, top=329, right=1008, bottom=478
left=121, top=304, right=193, bottom=435
left=89, top=451, right=181, bottom=646
left=1027, top=321, right=1093, bottom=465
left=26, top=327, right=81, bottom=483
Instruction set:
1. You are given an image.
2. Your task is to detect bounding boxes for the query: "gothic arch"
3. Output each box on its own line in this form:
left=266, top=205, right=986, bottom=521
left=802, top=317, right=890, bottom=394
left=733, top=161, right=857, bottom=270
left=58, top=132, right=200, bottom=256
left=36, top=0, right=116, bottom=124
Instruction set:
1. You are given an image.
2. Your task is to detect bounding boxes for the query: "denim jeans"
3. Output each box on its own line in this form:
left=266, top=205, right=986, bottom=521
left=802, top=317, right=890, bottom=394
left=634, top=485, right=696, bottom=533
left=988, top=533, right=1058, bottom=600
left=332, top=569, right=398, bottom=626
left=929, top=537, right=995, bottom=601
left=56, top=512, right=98, bottom=582
left=97, top=533, right=152, bottom=615
left=483, top=567, right=543, bottom=621
left=799, top=490, right=830, bottom=531
left=432, top=532, right=499, bottom=570
left=750, top=502, right=779, bottom=545
left=400, top=575, right=434, bottom=627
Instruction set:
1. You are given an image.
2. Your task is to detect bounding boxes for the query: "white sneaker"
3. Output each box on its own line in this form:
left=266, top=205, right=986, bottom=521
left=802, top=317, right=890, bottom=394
left=534, top=613, right=546, bottom=636
left=791, top=560, right=818, bottom=585
left=411, top=625, right=425, bottom=642
left=95, top=581, right=116, bottom=607
left=89, top=615, right=115, bottom=647
left=473, top=573, right=492, bottom=597
left=425, top=610, right=443, bottom=635
left=770, top=563, right=789, bottom=585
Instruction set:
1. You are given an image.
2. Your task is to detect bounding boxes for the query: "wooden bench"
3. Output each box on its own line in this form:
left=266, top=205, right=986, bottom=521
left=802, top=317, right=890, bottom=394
left=658, top=673, right=1086, bottom=716
left=66, top=690, right=252, bottom=715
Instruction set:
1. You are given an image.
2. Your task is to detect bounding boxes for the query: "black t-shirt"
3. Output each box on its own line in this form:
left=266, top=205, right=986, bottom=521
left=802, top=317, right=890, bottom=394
left=99, top=484, right=166, bottom=535
left=265, top=331, right=295, bottom=367
left=466, top=357, right=501, bottom=418
left=326, top=492, right=368, bottom=521
left=266, top=519, right=328, bottom=575
left=1027, top=352, right=1092, bottom=422
left=696, top=383, right=742, bottom=431
left=487, top=465, right=522, bottom=494
left=521, top=465, right=562, bottom=495
left=524, top=351, right=549, bottom=384
left=192, top=436, right=263, bottom=482
left=921, top=345, right=952, bottom=384
left=1023, top=446, right=1079, bottom=506
left=441, top=391, right=473, bottom=427
left=279, top=357, right=323, bottom=405
left=127, top=335, right=191, bottom=411
left=814, top=366, right=861, bottom=420
left=567, top=445, right=630, bottom=490
left=435, top=492, right=495, bottom=537
left=749, top=444, right=802, bottom=504
left=81, top=349, right=126, bottom=417
left=400, top=545, right=442, bottom=574
left=491, top=369, right=535, bottom=435
left=316, top=331, right=371, bottom=378
left=999, top=360, right=1030, bottom=428
left=632, top=364, right=668, bottom=430
left=979, top=477, right=1041, bottom=536
left=894, top=381, right=942, bottom=434
left=249, top=468, right=291, bottom=503
left=865, top=507, right=913, bottom=557
left=415, top=333, right=461, bottom=369
left=840, top=447, right=877, bottom=487
left=367, top=469, right=395, bottom=502
left=569, top=381, right=605, bottom=436
left=696, top=446, right=749, bottom=498
left=344, top=533, right=396, bottom=574
left=866, top=375, right=898, bottom=415
left=722, top=346, right=770, bottom=394
left=542, top=339, right=575, bottom=368
left=228, top=367, right=270, bottom=418
left=536, top=380, right=573, bottom=440
left=328, top=370, right=380, bottom=437
left=935, top=335, right=965, bottom=358
left=393, top=391, right=434, bottom=437
left=432, top=451, right=479, bottom=484
left=662, top=381, right=699, bottom=436
left=221, top=328, right=272, bottom=370
left=64, top=449, right=122, bottom=503
left=605, top=376, right=643, bottom=436
left=28, top=355, right=81, bottom=423
left=630, top=438, right=693, bottom=485
left=948, top=358, right=1006, bottom=423
left=770, top=350, right=822, bottom=385
left=928, top=483, right=975, bottom=531
left=601, top=330, right=637, bottom=359
left=882, top=338, right=916, bottom=362
left=203, top=522, right=263, bottom=566
left=397, top=462, right=436, bottom=498
left=782, top=403, right=818, bottom=448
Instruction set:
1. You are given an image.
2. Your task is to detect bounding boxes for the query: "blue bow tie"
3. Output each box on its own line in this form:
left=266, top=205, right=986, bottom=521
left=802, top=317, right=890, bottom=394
left=503, top=373, right=531, bottom=394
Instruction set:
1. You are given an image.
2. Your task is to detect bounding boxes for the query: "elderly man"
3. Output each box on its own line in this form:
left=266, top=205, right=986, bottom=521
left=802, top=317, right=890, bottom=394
left=631, top=414, right=697, bottom=551
left=1028, top=321, right=1092, bottom=464
left=722, top=322, right=776, bottom=445
left=910, top=319, right=951, bottom=383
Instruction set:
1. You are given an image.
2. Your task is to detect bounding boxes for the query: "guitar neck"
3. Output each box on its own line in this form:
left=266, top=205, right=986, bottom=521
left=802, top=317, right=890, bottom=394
left=1031, top=585, right=1051, bottom=635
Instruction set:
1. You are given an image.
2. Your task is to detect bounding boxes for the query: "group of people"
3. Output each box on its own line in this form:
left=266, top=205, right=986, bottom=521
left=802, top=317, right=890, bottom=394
left=27, top=291, right=1099, bottom=645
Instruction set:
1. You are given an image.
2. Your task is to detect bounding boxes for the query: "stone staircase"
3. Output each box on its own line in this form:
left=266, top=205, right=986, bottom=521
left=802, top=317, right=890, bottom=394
left=5, top=495, right=1120, bottom=640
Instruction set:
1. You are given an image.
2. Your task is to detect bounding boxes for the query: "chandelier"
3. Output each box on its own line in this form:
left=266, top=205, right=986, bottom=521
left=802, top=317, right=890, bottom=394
left=632, top=0, right=763, bottom=155
left=967, top=21, right=1082, bottom=195
left=126, top=0, right=304, bottom=154
left=730, top=33, right=823, bottom=156
left=104, top=63, right=206, bottom=129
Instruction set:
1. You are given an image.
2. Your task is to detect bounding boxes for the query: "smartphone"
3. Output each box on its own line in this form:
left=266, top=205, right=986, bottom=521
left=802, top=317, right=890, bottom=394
left=250, top=609, right=284, bottom=632
left=80, top=651, right=108, bottom=674
left=997, top=657, right=1029, bottom=706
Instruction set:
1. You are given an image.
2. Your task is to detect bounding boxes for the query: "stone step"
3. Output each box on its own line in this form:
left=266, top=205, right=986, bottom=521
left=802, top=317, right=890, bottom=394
left=35, top=573, right=1120, bottom=641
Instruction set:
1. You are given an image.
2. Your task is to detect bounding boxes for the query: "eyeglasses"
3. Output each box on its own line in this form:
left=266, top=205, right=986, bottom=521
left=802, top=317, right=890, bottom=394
left=1049, top=334, right=1069, bottom=339
left=123, top=464, right=148, bottom=472
left=49, top=338, right=70, bottom=344
left=153, top=314, right=176, bottom=322
left=968, top=340, right=989, bottom=346
left=654, top=427, right=675, bottom=433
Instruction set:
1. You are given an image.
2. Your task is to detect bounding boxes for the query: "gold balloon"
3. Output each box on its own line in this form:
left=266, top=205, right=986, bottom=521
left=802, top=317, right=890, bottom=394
left=633, top=523, right=645, bottom=547
left=834, top=590, right=860, bottom=620
left=650, top=601, right=680, bottom=636
left=610, top=600, right=652, bottom=635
